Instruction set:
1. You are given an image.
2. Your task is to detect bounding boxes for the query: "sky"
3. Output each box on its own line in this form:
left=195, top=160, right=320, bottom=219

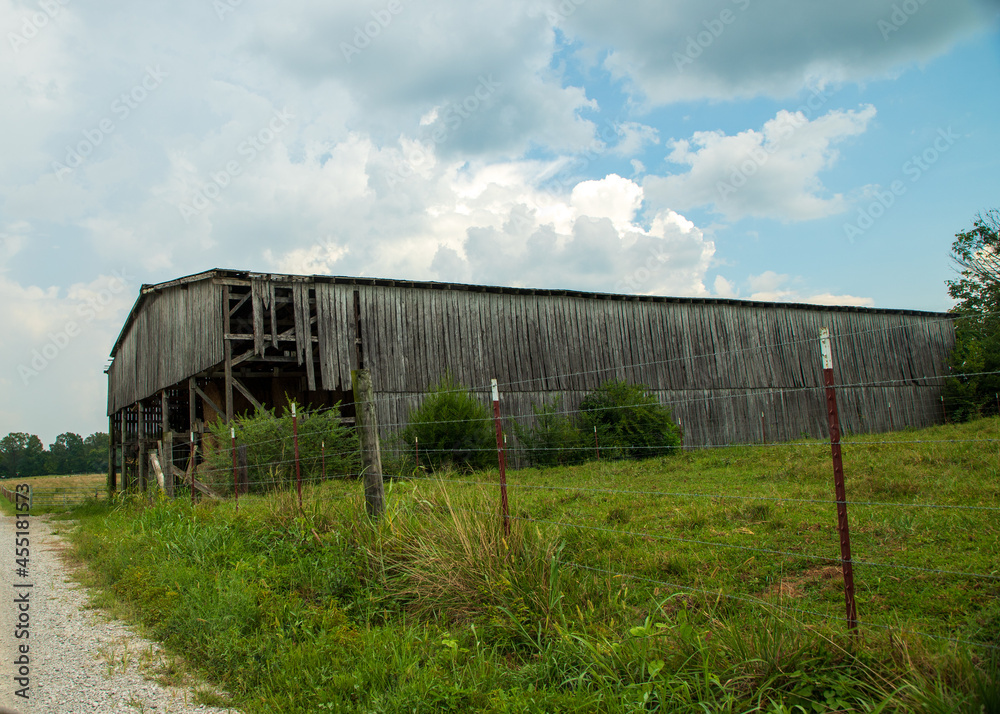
left=1, top=0, right=999, bottom=444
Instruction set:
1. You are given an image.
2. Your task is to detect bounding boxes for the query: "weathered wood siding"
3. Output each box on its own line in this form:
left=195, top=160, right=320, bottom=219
left=107, top=280, right=223, bottom=414
left=345, top=288, right=953, bottom=446
left=107, top=271, right=953, bottom=449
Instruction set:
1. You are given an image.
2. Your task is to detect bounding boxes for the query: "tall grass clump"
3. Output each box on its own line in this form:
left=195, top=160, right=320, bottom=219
left=203, top=401, right=359, bottom=493
left=359, top=480, right=568, bottom=645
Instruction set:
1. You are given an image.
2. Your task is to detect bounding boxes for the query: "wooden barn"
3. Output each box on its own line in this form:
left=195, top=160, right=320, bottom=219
left=106, top=268, right=955, bottom=491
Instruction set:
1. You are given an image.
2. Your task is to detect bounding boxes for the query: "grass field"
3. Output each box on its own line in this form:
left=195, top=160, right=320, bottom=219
left=64, top=420, right=999, bottom=712
left=0, top=472, right=107, bottom=514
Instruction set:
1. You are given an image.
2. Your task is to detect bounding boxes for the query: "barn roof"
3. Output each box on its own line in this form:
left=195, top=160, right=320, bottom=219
left=110, top=267, right=950, bottom=359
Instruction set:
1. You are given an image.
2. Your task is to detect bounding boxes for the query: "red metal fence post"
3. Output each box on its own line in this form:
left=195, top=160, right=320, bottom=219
left=820, top=328, right=859, bottom=633
left=292, top=402, right=302, bottom=511
left=189, top=432, right=196, bottom=508
left=231, top=426, right=238, bottom=511
left=491, top=379, right=510, bottom=537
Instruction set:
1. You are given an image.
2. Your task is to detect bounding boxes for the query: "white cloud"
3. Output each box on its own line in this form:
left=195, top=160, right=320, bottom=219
left=736, top=270, right=874, bottom=306
left=0, top=270, right=135, bottom=442
left=558, top=0, right=991, bottom=104
left=713, top=275, right=737, bottom=298
left=805, top=292, right=876, bottom=307
left=644, top=106, right=877, bottom=222
left=0, top=0, right=975, bottom=443
left=611, top=122, right=660, bottom=157
left=570, top=174, right=644, bottom=233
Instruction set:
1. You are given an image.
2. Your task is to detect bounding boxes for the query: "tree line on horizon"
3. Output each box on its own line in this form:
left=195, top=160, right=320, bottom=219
left=0, top=431, right=108, bottom=479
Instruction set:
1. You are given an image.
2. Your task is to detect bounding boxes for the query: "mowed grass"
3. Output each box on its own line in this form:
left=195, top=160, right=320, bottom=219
left=0, top=472, right=107, bottom=514
left=64, top=420, right=1000, bottom=713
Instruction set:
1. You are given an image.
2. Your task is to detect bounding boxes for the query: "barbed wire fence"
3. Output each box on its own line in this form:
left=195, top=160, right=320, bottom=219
left=25, top=315, right=998, bottom=654
left=128, top=318, right=1000, bottom=657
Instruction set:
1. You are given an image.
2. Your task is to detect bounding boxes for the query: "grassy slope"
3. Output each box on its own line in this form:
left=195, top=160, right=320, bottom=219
left=66, top=420, right=1000, bottom=713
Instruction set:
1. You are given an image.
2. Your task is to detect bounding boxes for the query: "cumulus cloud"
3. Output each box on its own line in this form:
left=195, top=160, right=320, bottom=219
left=0, top=270, right=135, bottom=441
left=557, top=0, right=992, bottom=104
left=644, top=105, right=877, bottom=221
left=713, top=270, right=874, bottom=306
left=418, top=173, right=714, bottom=296
left=0, top=0, right=970, bottom=441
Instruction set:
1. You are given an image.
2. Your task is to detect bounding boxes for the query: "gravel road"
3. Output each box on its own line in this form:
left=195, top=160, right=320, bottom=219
left=1, top=512, right=242, bottom=714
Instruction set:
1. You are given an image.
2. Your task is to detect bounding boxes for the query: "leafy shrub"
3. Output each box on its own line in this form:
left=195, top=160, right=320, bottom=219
left=399, top=375, right=495, bottom=472
left=579, top=380, right=682, bottom=460
left=513, top=397, right=589, bottom=467
left=204, top=401, right=359, bottom=493
left=515, top=381, right=682, bottom=466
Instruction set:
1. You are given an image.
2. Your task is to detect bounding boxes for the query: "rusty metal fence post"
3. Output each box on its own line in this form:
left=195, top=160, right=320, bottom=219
left=292, top=402, right=302, bottom=511
left=231, top=426, right=238, bottom=511
left=820, top=327, right=859, bottom=633
left=189, top=432, right=196, bottom=508
left=491, top=379, right=510, bottom=537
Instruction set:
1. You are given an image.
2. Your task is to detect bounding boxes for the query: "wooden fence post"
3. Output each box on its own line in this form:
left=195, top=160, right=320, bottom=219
left=352, top=369, right=385, bottom=518
left=820, top=327, right=859, bottom=634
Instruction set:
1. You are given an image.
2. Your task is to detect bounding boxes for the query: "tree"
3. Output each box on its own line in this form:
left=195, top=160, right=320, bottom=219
left=0, top=433, right=46, bottom=478
left=204, top=402, right=359, bottom=493
left=945, top=209, right=1000, bottom=420
left=513, top=396, right=589, bottom=467
left=399, top=375, right=495, bottom=472
left=83, top=432, right=110, bottom=473
left=48, top=432, right=87, bottom=474
left=578, top=380, right=683, bottom=460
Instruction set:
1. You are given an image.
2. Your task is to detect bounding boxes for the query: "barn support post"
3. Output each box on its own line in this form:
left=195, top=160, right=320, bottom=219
left=352, top=369, right=384, bottom=518
left=161, top=389, right=169, bottom=437
left=224, top=285, right=234, bottom=424
left=820, top=328, right=859, bottom=635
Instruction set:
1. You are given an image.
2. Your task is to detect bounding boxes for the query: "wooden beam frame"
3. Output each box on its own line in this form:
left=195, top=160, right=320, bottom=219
left=193, top=384, right=224, bottom=420
left=232, top=376, right=264, bottom=411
